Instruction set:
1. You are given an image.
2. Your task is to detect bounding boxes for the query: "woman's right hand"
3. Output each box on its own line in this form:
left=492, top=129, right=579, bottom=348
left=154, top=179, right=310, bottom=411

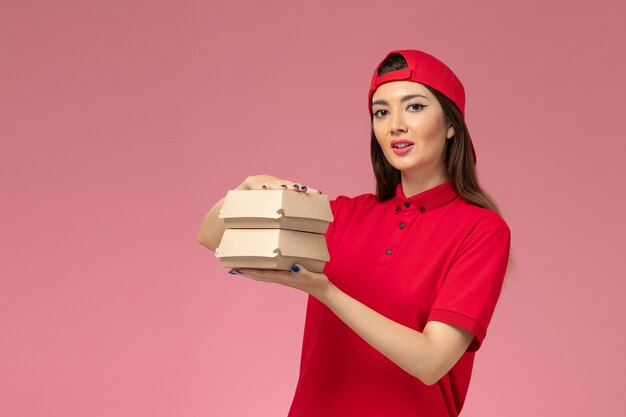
left=236, top=175, right=323, bottom=194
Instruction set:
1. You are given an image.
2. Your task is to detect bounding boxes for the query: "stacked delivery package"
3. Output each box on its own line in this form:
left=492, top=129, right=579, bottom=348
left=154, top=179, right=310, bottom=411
left=215, top=189, right=334, bottom=273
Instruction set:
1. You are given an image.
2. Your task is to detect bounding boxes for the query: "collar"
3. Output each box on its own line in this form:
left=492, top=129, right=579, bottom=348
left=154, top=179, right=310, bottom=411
left=393, top=180, right=459, bottom=214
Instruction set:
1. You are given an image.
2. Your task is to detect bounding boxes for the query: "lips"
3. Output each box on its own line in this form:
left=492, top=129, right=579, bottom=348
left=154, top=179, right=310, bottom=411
left=391, top=139, right=415, bottom=149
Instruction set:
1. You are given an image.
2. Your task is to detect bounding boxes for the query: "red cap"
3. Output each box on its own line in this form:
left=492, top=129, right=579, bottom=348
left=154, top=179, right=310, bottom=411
left=368, top=49, right=476, bottom=165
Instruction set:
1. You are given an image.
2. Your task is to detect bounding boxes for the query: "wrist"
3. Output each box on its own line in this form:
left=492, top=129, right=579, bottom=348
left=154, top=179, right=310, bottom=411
left=313, top=280, right=339, bottom=306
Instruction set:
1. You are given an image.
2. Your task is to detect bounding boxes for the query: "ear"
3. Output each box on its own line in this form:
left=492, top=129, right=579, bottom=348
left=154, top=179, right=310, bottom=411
left=446, top=125, right=455, bottom=139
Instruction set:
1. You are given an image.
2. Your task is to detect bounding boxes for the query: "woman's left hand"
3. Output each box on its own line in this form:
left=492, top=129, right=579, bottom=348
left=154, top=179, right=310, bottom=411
left=228, top=264, right=331, bottom=301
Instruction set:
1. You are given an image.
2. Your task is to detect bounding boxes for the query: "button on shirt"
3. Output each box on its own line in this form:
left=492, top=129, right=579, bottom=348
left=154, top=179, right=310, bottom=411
left=288, top=180, right=511, bottom=417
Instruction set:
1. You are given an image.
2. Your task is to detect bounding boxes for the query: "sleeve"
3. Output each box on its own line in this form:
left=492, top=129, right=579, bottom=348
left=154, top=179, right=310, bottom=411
left=325, top=198, right=337, bottom=244
left=324, top=195, right=347, bottom=250
left=427, top=215, right=511, bottom=353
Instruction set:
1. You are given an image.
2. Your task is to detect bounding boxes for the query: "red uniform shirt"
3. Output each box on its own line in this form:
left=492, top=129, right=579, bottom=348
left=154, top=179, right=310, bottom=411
left=288, top=180, right=511, bottom=417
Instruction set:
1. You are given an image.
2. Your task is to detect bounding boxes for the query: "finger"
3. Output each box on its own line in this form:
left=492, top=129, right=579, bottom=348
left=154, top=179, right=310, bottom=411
left=273, top=180, right=306, bottom=192
left=237, top=267, right=276, bottom=276
left=233, top=268, right=264, bottom=281
left=238, top=268, right=292, bottom=284
left=254, top=181, right=296, bottom=191
left=250, top=180, right=322, bottom=194
left=290, top=263, right=309, bottom=274
left=279, top=181, right=317, bottom=193
left=248, top=183, right=269, bottom=190
left=281, top=183, right=322, bottom=194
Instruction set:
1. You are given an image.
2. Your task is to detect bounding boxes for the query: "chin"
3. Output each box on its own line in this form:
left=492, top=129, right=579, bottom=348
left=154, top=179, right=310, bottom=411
left=390, top=157, right=422, bottom=169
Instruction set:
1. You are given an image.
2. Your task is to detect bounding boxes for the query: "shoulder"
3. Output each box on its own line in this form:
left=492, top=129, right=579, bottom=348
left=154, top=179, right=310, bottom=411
left=325, top=192, right=377, bottom=242
left=450, top=198, right=510, bottom=234
left=329, top=191, right=378, bottom=212
left=327, top=192, right=382, bottom=231
left=445, top=199, right=512, bottom=255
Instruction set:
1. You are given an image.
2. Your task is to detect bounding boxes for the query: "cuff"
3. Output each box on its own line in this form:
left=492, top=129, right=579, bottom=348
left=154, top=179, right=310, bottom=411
left=427, top=309, right=486, bottom=353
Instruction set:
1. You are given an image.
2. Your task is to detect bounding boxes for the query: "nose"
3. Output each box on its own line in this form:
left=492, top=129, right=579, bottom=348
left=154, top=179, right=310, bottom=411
left=389, top=110, right=407, bottom=135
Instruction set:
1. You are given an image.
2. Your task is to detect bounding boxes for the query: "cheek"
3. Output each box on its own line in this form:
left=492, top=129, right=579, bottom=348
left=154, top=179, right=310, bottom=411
left=421, top=114, right=447, bottom=141
left=412, top=115, right=447, bottom=141
left=373, top=124, right=385, bottom=144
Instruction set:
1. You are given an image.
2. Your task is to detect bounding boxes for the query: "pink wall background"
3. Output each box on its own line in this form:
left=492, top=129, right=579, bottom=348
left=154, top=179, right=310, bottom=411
left=1, top=0, right=624, bottom=416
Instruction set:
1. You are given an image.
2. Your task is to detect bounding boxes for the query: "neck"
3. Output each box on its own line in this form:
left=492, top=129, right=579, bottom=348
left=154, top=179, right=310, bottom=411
left=400, top=169, right=448, bottom=198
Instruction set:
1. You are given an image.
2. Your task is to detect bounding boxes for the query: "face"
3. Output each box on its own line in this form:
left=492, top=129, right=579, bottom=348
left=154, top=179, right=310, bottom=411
left=371, top=81, right=454, bottom=180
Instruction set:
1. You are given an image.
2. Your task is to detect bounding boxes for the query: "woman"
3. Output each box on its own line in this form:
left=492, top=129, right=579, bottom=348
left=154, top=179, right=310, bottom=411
left=197, top=49, right=514, bottom=417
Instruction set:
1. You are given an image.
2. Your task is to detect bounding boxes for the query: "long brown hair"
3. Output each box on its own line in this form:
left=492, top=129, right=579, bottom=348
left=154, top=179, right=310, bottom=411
left=370, top=53, right=517, bottom=282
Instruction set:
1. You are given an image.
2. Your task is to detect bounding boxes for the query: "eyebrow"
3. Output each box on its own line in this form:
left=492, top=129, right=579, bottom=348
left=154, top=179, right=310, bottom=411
left=371, top=94, right=429, bottom=106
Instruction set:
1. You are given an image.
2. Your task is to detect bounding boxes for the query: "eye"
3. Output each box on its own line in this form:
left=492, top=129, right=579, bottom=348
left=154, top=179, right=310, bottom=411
left=373, top=109, right=388, bottom=118
left=408, top=103, right=426, bottom=112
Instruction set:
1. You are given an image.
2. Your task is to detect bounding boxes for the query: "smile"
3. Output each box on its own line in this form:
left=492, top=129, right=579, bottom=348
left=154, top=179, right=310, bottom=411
left=392, top=144, right=414, bottom=155
left=393, top=143, right=412, bottom=149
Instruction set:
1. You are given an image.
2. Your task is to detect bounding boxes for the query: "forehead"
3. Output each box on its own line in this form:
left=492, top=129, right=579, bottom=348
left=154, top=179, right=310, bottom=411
left=372, top=80, right=430, bottom=101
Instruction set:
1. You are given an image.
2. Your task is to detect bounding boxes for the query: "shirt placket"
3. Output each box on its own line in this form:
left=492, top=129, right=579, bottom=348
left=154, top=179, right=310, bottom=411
left=373, top=200, right=423, bottom=277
